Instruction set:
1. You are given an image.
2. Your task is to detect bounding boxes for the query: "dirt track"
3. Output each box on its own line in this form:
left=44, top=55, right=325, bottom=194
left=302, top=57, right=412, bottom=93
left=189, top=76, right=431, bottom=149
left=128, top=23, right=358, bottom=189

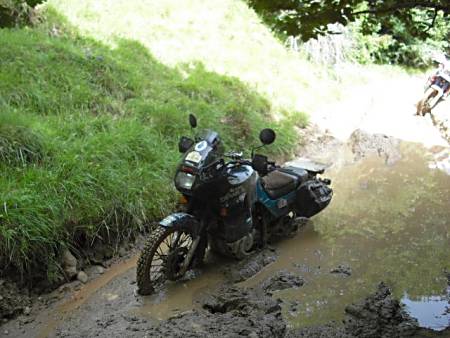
left=1, top=74, right=449, bottom=338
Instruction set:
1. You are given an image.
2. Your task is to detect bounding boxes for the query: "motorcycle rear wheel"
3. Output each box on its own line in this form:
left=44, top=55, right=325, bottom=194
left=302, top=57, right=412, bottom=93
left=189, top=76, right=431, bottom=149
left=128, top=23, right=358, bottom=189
left=136, top=224, right=201, bottom=295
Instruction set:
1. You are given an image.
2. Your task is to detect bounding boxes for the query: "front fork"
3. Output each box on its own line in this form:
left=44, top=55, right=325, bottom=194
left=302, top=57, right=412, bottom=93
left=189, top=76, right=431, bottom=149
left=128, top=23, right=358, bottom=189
left=179, top=216, right=206, bottom=274
left=179, top=236, right=201, bottom=275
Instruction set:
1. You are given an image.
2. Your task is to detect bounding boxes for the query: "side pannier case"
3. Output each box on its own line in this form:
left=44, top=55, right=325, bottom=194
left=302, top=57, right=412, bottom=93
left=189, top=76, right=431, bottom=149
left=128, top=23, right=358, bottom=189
left=295, top=180, right=332, bottom=218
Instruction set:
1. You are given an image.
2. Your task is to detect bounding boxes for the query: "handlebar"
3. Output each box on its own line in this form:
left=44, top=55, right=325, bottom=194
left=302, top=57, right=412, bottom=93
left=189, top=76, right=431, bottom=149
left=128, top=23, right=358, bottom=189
left=197, top=153, right=277, bottom=182
left=224, top=151, right=243, bottom=160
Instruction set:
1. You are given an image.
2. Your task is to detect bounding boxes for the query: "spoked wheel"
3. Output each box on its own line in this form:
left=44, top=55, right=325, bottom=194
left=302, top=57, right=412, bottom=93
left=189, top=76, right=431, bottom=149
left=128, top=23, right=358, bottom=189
left=136, top=225, right=198, bottom=295
left=416, top=88, right=437, bottom=116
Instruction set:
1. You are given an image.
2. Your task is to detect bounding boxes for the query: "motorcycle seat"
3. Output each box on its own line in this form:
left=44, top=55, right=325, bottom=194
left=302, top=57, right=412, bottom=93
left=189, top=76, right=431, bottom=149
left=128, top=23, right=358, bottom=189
left=261, top=170, right=299, bottom=199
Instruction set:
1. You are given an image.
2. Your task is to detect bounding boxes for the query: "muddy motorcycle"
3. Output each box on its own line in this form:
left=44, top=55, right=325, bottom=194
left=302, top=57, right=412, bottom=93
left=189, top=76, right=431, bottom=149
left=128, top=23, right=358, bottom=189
left=416, top=68, right=450, bottom=116
left=136, top=114, right=333, bottom=295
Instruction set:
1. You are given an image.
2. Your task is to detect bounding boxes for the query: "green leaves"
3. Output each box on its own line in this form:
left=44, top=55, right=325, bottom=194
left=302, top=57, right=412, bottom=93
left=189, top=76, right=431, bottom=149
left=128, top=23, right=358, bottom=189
left=0, top=0, right=44, bottom=27
left=248, top=0, right=450, bottom=66
left=249, top=0, right=449, bottom=41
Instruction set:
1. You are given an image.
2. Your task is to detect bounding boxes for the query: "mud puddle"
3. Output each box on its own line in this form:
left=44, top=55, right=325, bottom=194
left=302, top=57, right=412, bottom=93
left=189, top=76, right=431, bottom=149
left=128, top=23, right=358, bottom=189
left=6, top=137, right=450, bottom=338
left=139, top=138, right=450, bottom=331
left=137, top=263, right=225, bottom=320
left=244, top=141, right=450, bottom=331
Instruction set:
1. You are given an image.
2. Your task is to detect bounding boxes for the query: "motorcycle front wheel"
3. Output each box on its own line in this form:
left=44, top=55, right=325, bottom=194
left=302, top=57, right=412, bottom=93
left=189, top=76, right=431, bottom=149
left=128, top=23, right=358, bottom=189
left=417, top=88, right=437, bottom=116
left=136, top=224, right=203, bottom=295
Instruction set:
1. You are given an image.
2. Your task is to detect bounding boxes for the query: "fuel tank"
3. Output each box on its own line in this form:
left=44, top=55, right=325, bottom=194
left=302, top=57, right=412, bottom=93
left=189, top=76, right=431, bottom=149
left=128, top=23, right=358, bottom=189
left=216, top=164, right=257, bottom=243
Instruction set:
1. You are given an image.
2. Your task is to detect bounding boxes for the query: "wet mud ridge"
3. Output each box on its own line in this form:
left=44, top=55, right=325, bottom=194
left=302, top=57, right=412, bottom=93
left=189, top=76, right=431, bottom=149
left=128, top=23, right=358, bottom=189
left=148, top=276, right=450, bottom=338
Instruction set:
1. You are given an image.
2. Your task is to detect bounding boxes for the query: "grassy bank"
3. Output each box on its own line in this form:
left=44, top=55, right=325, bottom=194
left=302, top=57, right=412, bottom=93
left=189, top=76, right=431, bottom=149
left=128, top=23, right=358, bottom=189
left=0, top=13, right=305, bottom=283
left=1, top=0, right=420, bottom=285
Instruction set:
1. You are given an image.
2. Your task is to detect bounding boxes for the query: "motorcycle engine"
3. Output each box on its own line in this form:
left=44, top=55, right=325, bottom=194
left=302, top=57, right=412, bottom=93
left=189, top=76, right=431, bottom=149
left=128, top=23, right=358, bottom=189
left=209, top=229, right=255, bottom=259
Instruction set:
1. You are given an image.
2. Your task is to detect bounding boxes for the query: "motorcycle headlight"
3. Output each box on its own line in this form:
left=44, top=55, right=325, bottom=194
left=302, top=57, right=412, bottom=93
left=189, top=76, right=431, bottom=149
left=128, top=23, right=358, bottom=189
left=175, top=172, right=196, bottom=190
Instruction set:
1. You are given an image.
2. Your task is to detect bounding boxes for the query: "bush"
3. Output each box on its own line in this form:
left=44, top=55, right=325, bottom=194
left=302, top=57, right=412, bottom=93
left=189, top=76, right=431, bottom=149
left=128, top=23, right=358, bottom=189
left=0, top=0, right=44, bottom=27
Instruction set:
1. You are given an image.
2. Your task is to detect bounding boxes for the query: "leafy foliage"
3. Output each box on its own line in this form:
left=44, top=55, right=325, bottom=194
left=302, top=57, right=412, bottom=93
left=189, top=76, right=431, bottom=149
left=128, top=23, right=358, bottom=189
left=248, top=0, right=450, bottom=66
left=0, top=0, right=44, bottom=27
left=248, top=0, right=450, bottom=41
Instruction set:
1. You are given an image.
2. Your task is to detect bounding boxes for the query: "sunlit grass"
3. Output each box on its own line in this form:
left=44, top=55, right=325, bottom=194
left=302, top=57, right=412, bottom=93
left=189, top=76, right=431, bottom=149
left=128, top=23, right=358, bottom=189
left=0, top=0, right=419, bottom=284
left=0, top=15, right=303, bottom=283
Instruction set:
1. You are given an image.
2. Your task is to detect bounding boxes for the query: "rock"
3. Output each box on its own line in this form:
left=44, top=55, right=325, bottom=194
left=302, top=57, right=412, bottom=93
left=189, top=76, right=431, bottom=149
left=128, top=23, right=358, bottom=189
left=118, top=247, right=127, bottom=257
left=349, top=129, right=402, bottom=166
left=3, top=330, right=9, bottom=335
left=343, top=282, right=418, bottom=338
left=77, top=271, right=88, bottom=284
left=62, top=249, right=78, bottom=278
left=23, top=306, right=31, bottom=315
left=330, top=264, right=352, bottom=276
left=94, top=266, right=105, bottom=274
left=64, top=266, right=78, bottom=279
left=261, top=270, right=304, bottom=293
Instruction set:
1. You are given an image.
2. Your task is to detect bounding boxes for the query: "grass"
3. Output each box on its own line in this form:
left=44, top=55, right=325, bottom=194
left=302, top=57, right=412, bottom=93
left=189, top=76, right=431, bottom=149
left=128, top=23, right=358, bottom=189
left=45, top=0, right=321, bottom=114
left=0, top=0, right=419, bottom=285
left=0, top=8, right=305, bottom=284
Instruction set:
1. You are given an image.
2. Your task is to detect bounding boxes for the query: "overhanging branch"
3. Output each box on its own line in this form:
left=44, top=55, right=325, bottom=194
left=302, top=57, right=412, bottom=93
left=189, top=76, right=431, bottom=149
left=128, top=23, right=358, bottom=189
left=352, top=1, right=450, bottom=16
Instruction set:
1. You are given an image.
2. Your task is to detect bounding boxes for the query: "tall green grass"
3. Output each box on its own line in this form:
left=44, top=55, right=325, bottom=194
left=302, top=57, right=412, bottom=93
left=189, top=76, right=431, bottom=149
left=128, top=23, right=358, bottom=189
left=0, top=19, right=304, bottom=283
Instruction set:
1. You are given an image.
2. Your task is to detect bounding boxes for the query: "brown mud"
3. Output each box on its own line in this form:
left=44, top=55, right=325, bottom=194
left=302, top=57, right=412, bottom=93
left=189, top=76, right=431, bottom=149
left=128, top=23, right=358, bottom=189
left=1, top=127, right=449, bottom=338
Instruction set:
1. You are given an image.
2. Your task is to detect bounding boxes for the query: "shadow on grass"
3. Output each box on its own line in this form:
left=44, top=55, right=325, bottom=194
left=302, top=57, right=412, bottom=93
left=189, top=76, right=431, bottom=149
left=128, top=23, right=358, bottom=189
left=0, top=17, right=305, bottom=287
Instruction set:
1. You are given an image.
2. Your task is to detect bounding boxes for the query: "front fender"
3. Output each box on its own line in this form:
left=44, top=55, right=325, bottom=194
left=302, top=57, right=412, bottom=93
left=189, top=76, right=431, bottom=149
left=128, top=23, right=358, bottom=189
left=158, top=212, right=201, bottom=236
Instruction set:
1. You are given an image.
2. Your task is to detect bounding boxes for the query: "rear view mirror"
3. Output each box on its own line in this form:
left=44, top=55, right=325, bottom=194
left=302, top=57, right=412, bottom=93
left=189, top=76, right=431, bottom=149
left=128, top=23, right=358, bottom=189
left=178, top=136, right=194, bottom=153
left=189, top=114, right=197, bottom=129
left=259, top=128, right=276, bottom=145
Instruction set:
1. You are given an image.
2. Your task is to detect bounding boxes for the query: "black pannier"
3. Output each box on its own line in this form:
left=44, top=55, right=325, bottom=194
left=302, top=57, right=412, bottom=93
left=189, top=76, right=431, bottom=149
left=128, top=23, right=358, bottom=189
left=295, top=180, right=332, bottom=218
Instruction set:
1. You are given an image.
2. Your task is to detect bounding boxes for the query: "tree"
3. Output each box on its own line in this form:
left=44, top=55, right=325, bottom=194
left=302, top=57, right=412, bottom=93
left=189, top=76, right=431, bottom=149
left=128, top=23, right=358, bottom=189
left=0, top=0, right=44, bottom=27
left=247, top=0, right=450, bottom=41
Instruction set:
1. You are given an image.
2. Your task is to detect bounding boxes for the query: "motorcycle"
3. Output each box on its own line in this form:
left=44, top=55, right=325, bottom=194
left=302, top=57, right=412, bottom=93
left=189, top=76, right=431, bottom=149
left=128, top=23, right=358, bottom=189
left=136, top=114, right=333, bottom=295
left=416, top=57, right=450, bottom=116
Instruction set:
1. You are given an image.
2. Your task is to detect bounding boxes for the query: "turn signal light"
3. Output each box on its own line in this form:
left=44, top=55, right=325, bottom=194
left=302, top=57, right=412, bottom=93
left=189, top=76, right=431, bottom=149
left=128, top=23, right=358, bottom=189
left=220, top=207, right=228, bottom=217
left=179, top=195, right=188, bottom=204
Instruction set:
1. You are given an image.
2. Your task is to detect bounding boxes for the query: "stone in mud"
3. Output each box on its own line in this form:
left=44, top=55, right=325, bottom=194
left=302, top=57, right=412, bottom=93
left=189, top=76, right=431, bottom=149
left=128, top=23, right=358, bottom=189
left=343, top=282, right=418, bottom=338
left=93, top=265, right=105, bottom=274
left=349, top=129, right=402, bottom=165
left=23, top=306, right=31, bottom=315
left=77, top=271, right=88, bottom=284
left=262, top=270, right=304, bottom=293
left=62, top=249, right=78, bottom=279
left=330, top=264, right=352, bottom=277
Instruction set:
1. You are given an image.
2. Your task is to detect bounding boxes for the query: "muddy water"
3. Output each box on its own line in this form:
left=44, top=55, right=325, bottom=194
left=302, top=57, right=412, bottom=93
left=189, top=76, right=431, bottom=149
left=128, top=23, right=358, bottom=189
left=136, top=262, right=225, bottom=320
left=135, top=141, right=450, bottom=329
left=243, top=142, right=450, bottom=330
left=34, top=141, right=450, bottom=337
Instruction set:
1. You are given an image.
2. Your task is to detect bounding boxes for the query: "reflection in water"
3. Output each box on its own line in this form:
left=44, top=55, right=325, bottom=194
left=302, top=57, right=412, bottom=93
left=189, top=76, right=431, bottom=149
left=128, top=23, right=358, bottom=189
left=402, top=293, right=450, bottom=331
left=247, top=142, right=450, bottom=330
